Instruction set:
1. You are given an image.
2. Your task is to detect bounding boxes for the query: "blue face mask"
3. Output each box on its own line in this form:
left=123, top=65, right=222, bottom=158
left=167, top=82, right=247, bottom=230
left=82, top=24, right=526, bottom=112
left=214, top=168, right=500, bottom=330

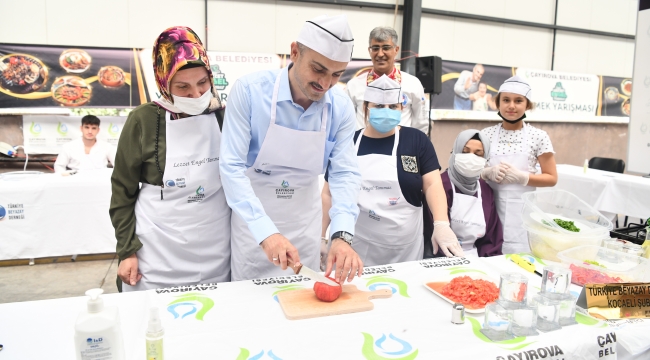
left=369, top=107, right=401, bottom=133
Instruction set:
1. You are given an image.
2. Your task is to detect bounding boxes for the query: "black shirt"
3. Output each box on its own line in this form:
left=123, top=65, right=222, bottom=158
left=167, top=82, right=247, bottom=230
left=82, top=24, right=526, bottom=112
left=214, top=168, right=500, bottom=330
left=326, top=126, right=440, bottom=207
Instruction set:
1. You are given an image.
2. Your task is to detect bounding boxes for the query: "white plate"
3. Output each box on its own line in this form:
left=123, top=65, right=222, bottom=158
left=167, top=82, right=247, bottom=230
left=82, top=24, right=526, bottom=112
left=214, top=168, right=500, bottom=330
left=423, top=273, right=499, bottom=314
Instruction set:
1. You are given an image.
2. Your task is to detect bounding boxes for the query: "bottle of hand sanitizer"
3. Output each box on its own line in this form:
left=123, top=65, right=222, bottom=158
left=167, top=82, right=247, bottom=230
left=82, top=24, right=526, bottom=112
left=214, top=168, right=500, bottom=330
left=146, top=307, right=165, bottom=360
left=74, top=289, right=125, bottom=360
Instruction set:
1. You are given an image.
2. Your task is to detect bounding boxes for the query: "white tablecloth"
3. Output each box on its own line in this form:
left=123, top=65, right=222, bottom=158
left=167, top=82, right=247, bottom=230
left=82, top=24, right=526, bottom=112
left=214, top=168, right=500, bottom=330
left=554, top=164, right=650, bottom=220
left=0, top=169, right=116, bottom=260
left=0, top=256, right=646, bottom=359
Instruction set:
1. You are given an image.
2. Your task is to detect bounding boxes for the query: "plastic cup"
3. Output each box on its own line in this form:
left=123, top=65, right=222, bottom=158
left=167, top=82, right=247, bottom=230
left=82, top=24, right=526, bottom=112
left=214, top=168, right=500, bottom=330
left=603, top=238, right=624, bottom=252
left=602, top=238, right=624, bottom=262
left=558, top=293, right=578, bottom=326
left=508, top=305, right=540, bottom=337
left=480, top=302, right=515, bottom=341
left=540, top=265, right=571, bottom=299
left=498, top=273, right=528, bottom=308
left=533, top=294, right=562, bottom=332
left=622, top=243, right=644, bottom=257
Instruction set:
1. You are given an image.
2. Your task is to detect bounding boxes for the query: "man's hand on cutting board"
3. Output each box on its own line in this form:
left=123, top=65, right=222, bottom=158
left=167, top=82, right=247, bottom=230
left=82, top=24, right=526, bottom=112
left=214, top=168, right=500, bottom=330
left=324, top=239, right=364, bottom=284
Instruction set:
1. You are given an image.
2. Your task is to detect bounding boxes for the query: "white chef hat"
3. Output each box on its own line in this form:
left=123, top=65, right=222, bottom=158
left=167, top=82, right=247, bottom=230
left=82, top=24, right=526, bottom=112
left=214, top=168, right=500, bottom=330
left=296, top=15, right=354, bottom=62
left=364, top=75, right=402, bottom=104
left=498, top=75, right=533, bottom=101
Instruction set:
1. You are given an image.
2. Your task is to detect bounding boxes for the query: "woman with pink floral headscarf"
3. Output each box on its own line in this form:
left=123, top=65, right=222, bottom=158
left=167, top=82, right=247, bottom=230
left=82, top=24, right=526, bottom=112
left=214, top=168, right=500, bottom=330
left=110, top=26, right=231, bottom=292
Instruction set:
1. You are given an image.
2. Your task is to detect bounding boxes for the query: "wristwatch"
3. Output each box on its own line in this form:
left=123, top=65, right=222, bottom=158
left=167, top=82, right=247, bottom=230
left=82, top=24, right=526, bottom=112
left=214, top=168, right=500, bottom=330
left=331, top=231, right=353, bottom=246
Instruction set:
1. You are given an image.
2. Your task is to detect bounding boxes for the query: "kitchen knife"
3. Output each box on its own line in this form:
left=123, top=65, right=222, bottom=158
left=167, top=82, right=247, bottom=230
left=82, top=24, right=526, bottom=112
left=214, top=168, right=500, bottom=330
left=291, top=263, right=339, bottom=286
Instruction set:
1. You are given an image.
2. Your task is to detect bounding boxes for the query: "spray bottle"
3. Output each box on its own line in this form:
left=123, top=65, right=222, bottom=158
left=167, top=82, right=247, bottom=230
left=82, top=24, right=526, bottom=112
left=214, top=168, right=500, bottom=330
left=74, top=289, right=125, bottom=360
left=146, top=307, right=164, bottom=360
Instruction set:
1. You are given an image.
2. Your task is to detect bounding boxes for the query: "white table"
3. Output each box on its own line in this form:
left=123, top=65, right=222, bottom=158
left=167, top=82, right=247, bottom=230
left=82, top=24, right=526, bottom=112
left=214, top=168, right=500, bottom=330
left=554, top=164, right=650, bottom=221
left=0, top=256, right=646, bottom=359
left=0, top=169, right=116, bottom=260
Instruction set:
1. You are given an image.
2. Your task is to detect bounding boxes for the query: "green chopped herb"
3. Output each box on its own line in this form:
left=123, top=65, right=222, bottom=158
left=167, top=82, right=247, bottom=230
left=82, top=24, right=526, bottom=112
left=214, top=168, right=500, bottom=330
left=554, top=218, right=580, bottom=232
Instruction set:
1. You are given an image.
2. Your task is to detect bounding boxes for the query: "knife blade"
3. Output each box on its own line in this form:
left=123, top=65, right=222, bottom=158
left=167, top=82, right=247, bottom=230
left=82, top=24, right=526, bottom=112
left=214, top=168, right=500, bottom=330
left=291, top=263, right=339, bottom=286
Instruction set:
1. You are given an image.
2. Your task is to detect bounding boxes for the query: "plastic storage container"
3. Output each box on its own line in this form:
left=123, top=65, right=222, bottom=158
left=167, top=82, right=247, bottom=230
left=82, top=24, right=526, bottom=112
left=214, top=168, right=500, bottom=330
left=522, top=190, right=612, bottom=261
left=557, top=245, right=650, bottom=286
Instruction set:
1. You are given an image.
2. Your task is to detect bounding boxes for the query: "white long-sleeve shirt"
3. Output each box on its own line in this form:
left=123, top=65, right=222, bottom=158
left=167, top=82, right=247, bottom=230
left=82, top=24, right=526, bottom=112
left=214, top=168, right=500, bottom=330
left=54, top=138, right=116, bottom=173
left=345, top=70, right=429, bottom=134
left=453, top=70, right=479, bottom=99
left=219, top=67, right=361, bottom=244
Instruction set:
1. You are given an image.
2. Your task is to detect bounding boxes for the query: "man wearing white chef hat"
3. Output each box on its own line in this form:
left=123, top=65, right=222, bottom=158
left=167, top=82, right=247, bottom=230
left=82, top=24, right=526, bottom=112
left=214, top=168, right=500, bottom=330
left=220, top=15, right=363, bottom=283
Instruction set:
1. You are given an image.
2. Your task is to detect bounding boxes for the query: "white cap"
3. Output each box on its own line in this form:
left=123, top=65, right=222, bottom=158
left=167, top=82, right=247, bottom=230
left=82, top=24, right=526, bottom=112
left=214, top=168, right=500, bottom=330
left=296, top=15, right=354, bottom=62
left=85, top=288, right=104, bottom=313
left=364, top=75, right=401, bottom=104
left=498, top=75, right=532, bottom=100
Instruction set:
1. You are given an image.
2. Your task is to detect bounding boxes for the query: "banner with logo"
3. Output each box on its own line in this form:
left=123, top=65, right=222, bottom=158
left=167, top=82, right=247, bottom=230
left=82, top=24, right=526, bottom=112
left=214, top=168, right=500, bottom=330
left=430, top=60, right=512, bottom=121
left=22, top=115, right=126, bottom=154
left=516, top=68, right=600, bottom=119
left=140, top=50, right=284, bottom=104
left=0, top=44, right=149, bottom=108
left=431, top=60, right=633, bottom=122
left=133, top=257, right=627, bottom=359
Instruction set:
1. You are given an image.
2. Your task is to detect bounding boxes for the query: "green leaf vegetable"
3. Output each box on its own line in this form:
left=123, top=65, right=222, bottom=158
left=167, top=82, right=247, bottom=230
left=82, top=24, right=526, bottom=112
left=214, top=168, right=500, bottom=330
left=554, top=218, right=580, bottom=232
left=583, top=259, right=606, bottom=268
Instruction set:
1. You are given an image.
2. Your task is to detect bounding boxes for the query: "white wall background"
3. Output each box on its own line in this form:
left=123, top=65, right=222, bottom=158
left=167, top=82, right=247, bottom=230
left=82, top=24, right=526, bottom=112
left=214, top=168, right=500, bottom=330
left=0, top=0, right=638, bottom=77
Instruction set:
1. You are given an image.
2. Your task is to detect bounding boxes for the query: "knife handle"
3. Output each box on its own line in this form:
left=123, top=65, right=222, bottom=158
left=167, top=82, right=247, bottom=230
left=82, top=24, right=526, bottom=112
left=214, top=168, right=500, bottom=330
left=287, top=259, right=302, bottom=275
left=510, top=254, right=535, bottom=273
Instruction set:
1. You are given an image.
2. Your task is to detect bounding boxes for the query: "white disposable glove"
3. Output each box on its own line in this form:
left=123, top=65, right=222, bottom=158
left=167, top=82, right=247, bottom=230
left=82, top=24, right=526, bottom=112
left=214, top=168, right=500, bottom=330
left=432, top=221, right=464, bottom=257
left=480, top=163, right=509, bottom=183
left=500, top=163, right=530, bottom=185
left=320, top=237, right=329, bottom=271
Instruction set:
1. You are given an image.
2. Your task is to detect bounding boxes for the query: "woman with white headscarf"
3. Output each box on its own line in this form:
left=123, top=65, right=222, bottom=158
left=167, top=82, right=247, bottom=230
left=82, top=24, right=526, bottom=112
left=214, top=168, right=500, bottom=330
left=480, top=76, right=557, bottom=254
left=439, top=130, right=503, bottom=257
left=321, top=75, right=461, bottom=267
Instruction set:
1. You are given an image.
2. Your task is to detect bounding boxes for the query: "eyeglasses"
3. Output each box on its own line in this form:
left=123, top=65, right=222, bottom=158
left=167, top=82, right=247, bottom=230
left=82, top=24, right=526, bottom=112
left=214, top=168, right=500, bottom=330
left=368, top=45, right=395, bottom=53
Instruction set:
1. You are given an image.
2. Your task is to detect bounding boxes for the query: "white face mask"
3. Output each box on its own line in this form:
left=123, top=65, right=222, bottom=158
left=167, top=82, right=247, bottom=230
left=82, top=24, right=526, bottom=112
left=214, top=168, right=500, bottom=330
left=454, top=153, right=487, bottom=177
left=171, top=89, right=212, bottom=115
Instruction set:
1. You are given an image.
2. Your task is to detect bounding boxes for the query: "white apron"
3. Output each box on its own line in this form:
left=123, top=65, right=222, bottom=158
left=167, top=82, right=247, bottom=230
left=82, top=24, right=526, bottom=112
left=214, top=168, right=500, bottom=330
left=353, top=128, right=424, bottom=266
left=488, top=123, right=535, bottom=254
left=123, top=111, right=231, bottom=292
left=449, top=181, right=486, bottom=257
left=230, top=73, right=326, bottom=281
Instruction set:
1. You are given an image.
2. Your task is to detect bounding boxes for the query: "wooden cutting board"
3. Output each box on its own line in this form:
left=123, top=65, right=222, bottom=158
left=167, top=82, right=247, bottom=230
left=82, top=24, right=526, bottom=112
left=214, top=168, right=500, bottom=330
left=276, top=284, right=392, bottom=320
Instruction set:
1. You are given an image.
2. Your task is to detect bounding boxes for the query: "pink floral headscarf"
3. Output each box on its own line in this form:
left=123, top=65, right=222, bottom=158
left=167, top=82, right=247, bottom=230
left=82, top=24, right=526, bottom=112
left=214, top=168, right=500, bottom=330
left=152, top=26, right=212, bottom=102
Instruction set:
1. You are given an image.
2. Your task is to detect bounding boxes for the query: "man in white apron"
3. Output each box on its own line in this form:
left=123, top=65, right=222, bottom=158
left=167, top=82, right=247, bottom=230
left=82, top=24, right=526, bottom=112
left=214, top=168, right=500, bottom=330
left=480, top=76, right=558, bottom=254
left=220, top=15, right=363, bottom=282
left=111, top=26, right=231, bottom=291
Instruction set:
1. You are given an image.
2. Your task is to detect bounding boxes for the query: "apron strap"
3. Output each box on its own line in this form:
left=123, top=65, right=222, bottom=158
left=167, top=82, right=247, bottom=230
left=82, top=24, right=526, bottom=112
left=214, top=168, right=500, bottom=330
left=391, top=127, right=400, bottom=157
left=270, top=70, right=328, bottom=133
left=355, top=128, right=365, bottom=154
left=270, top=73, right=282, bottom=126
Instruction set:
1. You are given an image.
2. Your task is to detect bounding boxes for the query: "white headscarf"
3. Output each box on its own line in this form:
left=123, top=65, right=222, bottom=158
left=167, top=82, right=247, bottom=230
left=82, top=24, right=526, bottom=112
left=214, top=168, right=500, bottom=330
left=447, top=130, right=491, bottom=195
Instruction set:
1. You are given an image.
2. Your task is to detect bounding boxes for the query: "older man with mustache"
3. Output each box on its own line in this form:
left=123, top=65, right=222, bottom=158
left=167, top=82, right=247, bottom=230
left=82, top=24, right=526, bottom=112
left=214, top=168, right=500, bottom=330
left=345, top=27, right=429, bottom=134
